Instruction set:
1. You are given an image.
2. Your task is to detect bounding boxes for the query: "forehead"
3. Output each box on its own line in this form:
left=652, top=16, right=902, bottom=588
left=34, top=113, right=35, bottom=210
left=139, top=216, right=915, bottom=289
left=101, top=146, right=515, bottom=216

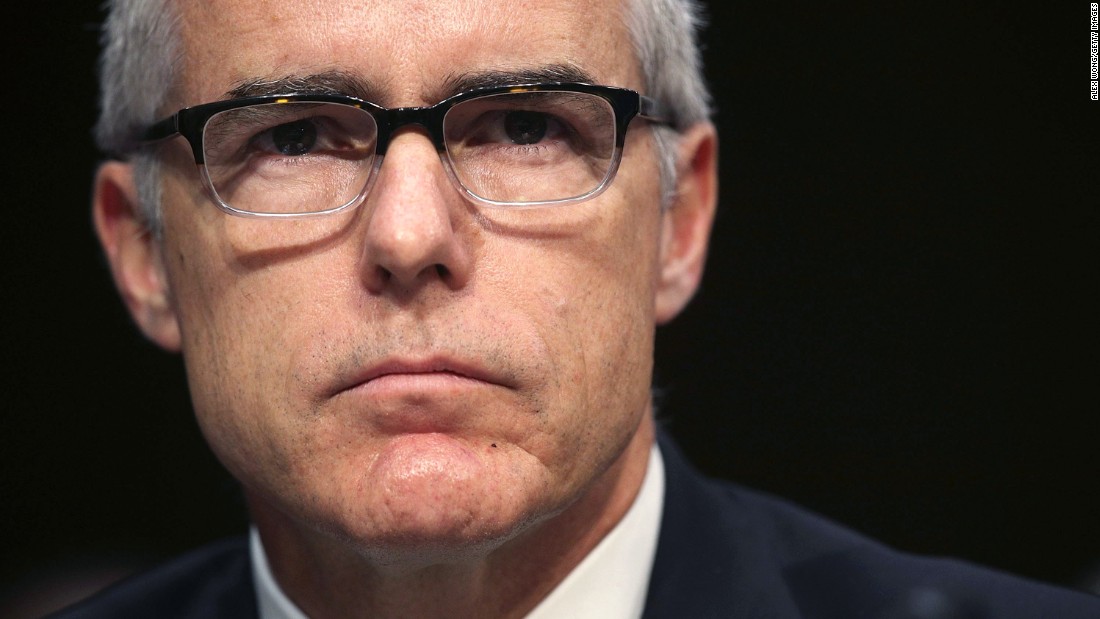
left=174, top=0, right=641, bottom=106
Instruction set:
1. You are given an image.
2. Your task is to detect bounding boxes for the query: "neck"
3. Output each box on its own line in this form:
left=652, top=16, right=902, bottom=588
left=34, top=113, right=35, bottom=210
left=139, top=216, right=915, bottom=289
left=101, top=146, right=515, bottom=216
left=249, top=417, right=656, bottom=619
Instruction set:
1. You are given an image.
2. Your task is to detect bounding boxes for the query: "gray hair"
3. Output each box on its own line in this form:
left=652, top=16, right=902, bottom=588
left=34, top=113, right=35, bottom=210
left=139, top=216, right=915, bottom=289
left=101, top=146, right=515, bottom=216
left=94, top=0, right=712, bottom=230
left=624, top=0, right=713, bottom=207
left=95, top=0, right=180, bottom=232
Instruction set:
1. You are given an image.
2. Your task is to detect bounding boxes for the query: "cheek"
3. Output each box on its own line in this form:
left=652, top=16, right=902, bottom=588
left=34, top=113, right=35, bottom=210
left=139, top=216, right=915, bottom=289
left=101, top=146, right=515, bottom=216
left=159, top=209, right=340, bottom=479
left=503, top=201, right=661, bottom=457
left=178, top=266, right=369, bottom=505
left=172, top=270, right=294, bottom=472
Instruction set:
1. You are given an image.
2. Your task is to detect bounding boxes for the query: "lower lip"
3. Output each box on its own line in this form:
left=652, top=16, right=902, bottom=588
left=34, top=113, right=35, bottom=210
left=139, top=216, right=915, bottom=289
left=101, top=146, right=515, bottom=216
left=343, top=372, right=498, bottom=434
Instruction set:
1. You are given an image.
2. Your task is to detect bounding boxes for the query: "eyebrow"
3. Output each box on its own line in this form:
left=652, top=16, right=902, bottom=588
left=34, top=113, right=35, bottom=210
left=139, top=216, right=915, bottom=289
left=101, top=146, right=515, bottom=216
left=441, top=64, right=598, bottom=97
left=224, top=70, right=379, bottom=100
left=222, top=63, right=598, bottom=104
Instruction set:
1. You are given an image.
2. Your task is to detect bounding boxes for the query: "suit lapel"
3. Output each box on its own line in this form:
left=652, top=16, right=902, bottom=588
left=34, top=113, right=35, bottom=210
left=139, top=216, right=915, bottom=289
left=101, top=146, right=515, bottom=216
left=642, top=430, right=802, bottom=618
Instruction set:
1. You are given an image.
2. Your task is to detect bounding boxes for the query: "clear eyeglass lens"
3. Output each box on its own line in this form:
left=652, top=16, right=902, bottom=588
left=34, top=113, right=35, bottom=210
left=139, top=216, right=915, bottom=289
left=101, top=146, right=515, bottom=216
left=443, top=91, right=618, bottom=204
left=199, top=92, right=620, bottom=214
left=202, top=102, right=378, bottom=215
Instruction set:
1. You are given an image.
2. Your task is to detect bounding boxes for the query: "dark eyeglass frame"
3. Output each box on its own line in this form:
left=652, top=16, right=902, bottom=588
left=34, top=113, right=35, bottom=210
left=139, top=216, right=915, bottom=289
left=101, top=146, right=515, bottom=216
left=140, top=82, right=670, bottom=217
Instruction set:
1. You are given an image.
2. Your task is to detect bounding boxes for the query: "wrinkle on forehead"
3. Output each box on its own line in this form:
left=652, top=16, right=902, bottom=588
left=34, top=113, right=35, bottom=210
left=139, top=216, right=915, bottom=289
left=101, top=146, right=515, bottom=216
left=173, top=0, right=640, bottom=107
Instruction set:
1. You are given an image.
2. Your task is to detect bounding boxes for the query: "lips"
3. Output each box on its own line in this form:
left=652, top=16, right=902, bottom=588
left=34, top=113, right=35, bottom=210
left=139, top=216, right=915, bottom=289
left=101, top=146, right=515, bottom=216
left=332, top=355, right=514, bottom=398
left=326, top=355, right=517, bottom=435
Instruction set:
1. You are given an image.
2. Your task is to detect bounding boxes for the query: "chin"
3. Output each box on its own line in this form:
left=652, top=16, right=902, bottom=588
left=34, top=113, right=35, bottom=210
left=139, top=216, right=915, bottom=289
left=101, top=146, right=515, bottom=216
left=283, top=440, right=562, bottom=567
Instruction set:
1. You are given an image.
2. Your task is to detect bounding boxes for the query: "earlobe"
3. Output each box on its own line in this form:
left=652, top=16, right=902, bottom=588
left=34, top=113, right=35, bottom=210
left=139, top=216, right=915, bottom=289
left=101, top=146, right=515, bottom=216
left=654, top=122, right=719, bottom=324
left=93, top=161, right=182, bottom=351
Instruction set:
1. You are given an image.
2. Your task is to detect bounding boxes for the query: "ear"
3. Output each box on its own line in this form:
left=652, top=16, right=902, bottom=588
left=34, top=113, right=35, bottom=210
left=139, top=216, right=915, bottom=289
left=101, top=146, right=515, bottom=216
left=93, top=161, right=181, bottom=351
left=654, top=122, right=718, bottom=324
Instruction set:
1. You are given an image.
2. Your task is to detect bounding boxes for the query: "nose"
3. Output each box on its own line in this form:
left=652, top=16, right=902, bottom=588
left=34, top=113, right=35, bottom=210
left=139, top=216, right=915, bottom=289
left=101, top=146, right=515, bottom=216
left=359, top=130, right=473, bottom=294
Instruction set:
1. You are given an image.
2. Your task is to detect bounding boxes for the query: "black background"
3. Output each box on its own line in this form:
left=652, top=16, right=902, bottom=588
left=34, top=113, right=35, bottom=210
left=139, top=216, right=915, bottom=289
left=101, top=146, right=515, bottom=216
left=2, top=0, right=1097, bottom=606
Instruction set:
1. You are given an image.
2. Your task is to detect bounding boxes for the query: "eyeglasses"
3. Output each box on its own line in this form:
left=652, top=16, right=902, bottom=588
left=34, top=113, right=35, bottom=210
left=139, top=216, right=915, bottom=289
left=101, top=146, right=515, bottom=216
left=140, top=83, right=669, bottom=218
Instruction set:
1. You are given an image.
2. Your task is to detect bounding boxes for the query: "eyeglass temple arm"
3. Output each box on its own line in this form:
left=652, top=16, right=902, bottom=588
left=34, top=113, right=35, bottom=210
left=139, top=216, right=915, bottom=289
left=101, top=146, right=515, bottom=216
left=136, top=114, right=207, bottom=164
left=638, top=95, right=672, bottom=126
left=142, top=115, right=181, bottom=143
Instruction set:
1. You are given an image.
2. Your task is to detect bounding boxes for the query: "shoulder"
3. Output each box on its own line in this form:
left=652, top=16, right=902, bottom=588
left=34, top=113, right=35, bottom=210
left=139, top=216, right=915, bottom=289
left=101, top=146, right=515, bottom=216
left=731, top=482, right=1099, bottom=618
left=647, top=432, right=1100, bottom=619
left=47, top=536, right=256, bottom=619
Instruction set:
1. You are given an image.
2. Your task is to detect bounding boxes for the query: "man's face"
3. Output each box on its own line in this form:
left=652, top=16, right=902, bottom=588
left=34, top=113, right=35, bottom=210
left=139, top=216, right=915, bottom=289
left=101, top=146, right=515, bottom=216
left=108, top=0, right=712, bottom=561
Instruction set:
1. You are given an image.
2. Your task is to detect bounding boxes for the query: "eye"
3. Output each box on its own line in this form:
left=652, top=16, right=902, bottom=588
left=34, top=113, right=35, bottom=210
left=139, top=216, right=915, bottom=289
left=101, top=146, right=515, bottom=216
left=503, top=111, right=549, bottom=145
left=268, top=120, right=318, bottom=156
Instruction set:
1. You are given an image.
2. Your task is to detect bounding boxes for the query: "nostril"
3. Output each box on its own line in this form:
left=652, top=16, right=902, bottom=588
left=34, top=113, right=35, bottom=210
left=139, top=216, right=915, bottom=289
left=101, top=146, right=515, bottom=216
left=435, top=264, right=450, bottom=279
left=372, top=266, right=392, bottom=287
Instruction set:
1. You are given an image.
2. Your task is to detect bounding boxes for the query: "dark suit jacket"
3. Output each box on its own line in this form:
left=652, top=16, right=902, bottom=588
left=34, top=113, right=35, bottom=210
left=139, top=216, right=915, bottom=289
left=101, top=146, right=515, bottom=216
left=52, top=433, right=1100, bottom=618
